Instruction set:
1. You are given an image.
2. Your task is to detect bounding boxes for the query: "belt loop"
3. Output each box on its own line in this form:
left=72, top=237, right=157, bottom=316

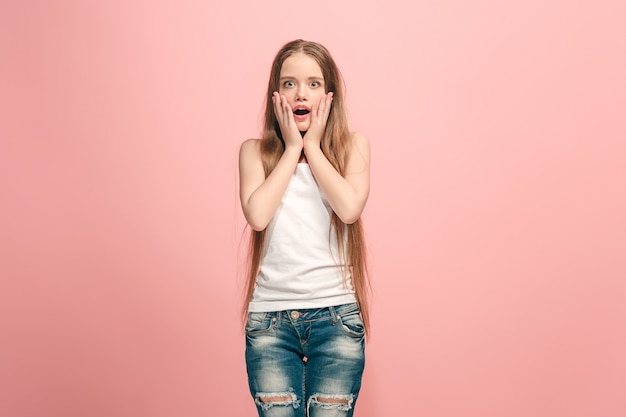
left=329, top=305, right=338, bottom=325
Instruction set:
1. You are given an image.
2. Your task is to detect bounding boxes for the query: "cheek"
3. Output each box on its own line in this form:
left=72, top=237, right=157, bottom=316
left=278, top=89, right=294, bottom=101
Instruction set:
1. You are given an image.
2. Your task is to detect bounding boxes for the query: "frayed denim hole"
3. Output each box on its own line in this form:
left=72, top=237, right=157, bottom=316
left=254, top=390, right=301, bottom=410
left=307, top=394, right=354, bottom=412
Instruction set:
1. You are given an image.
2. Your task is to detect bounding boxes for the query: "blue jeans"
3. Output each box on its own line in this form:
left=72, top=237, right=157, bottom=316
left=245, top=303, right=366, bottom=417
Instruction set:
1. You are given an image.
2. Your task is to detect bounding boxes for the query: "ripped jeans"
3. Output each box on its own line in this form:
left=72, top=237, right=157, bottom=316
left=245, top=303, right=366, bottom=417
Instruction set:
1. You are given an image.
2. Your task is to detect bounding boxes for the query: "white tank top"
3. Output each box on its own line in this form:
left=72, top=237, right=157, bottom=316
left=248, top=163, right=357, bottom=312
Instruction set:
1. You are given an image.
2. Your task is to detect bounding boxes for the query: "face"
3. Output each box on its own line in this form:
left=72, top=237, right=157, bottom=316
left=278, top=52, right=326, bottom=132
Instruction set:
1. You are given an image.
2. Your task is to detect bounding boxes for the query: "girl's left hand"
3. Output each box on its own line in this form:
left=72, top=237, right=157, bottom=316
left=303, top=92, right=333, bottom=149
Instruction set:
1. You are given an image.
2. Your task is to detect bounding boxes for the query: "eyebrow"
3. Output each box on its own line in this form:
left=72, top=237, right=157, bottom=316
left=279, top=76, right=324, bottom=81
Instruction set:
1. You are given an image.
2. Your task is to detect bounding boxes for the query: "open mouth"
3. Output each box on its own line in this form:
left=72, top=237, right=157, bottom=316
left=293, top=108, right=310, bottom=116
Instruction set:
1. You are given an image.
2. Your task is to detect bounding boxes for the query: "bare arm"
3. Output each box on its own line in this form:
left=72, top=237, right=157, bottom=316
left=239, top=93, right=304, bottom=231
left=238, top=139, right=301, bottom=231
left=303, top=132, right=370, bottom=224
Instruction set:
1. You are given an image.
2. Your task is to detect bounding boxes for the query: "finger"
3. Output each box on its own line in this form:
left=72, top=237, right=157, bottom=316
left=272, top=92, right=283, bottom=123
left=280, top=95, right=288, bottom=115
left=281, top=95, right=295, bottom=125
left=322, top=92, right=333, bottom=121
left=276, top=94, right=291, bottom=129
left=310, top=97, right=320, bottom=123
left=313, top=94, right=327, bottom=125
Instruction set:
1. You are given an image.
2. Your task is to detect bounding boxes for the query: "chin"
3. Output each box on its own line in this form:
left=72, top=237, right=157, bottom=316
left=296, top=122, right=310, bottom=132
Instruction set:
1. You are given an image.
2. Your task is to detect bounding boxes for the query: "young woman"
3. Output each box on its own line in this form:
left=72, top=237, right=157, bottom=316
left=239, top=39, right=371, bottom=417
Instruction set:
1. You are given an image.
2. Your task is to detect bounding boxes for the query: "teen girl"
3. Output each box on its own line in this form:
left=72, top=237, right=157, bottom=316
left=239, top=39, right=371, bottom=417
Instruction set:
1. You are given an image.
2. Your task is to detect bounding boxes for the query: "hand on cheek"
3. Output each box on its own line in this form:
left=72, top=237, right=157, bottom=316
left=272, top=92, right=303, bottom=152
left=304, top=92, right=333, bottom=148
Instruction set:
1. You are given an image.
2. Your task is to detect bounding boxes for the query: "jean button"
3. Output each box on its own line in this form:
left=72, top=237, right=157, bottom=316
left=290, top=311, right=300, bottom=320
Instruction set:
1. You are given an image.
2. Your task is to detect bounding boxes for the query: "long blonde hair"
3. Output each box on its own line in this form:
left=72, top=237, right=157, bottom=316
left=243, top=39, right=370, bottom=334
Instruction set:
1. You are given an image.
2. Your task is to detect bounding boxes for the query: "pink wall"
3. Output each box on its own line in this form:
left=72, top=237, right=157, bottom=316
left=1, top=1, right=625, bottom=416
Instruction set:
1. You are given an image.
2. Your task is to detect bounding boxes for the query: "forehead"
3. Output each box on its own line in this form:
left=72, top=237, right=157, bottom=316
left=280, top=52, right=324, bottom=79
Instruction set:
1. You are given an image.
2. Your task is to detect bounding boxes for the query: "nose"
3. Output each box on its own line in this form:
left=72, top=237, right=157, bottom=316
left=295, top=85, right=307, bottom=101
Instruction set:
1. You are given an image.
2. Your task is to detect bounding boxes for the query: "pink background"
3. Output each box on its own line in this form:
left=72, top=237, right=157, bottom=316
left=1, top=1, right=625, bottom=416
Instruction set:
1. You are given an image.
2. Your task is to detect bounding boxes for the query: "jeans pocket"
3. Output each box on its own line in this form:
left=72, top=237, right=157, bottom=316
left=338, top=307, right=365, bottom=338
left=245, top=312, right=273, bottom=335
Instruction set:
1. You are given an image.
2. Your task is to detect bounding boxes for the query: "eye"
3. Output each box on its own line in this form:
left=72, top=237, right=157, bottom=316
left=283, top=80, right=295, bottom=88
left=310, top=81, right=321, bottom=88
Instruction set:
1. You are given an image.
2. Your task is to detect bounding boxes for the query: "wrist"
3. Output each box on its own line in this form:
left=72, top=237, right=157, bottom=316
left=283, top=145, right=303, bottom=159
left=303, top=141, right=322, bottom=156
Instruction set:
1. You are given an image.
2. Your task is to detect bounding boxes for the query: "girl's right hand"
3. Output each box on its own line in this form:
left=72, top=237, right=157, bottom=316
left=272, top=92, right=303, bottom=152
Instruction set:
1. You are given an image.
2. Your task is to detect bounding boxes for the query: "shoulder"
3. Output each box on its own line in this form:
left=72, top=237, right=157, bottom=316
left=240, top=138, right=261, bottom=155
left=239, top=139, right=265, bottom=175
left=350, top=132, right=370, bottom=149
left=344, top=132, right=370, bottom=174
left=239, top=138, right=262, bottom=162
left=349, top=132, right=370, bottom=160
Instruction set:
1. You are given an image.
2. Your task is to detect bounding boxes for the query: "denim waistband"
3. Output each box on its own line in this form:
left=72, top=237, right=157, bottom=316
left=266, top=303, right=360, bottom=324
